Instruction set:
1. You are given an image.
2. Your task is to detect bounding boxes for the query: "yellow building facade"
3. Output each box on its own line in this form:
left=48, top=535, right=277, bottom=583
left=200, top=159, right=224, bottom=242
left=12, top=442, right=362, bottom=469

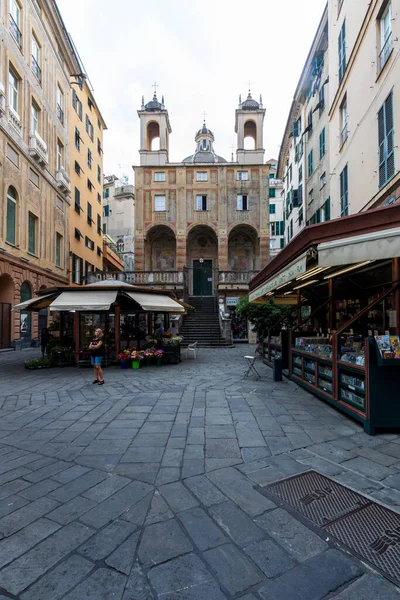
left=0, top=0, right=79, bottom=348
left=69, top=79, right=106, bottom=284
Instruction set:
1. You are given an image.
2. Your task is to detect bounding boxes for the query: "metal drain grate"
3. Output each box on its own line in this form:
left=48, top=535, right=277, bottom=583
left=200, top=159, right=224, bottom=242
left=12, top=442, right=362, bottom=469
left=266, top=470, right=369, bottom=526
left=264, top=470, right=400, bottom=587
left=326, top=502, right=400, bottom=587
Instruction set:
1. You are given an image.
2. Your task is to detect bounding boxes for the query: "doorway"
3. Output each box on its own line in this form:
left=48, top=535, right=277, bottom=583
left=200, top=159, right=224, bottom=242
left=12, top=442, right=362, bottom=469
left=193, top=260, right=213, bottom=296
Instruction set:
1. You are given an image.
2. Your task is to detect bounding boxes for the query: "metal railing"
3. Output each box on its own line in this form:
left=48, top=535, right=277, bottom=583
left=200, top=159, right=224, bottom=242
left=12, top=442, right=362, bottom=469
left=10, top=15, right=21, bottom=47
left=218, top=271, right=258, bottom=285
left=88, top=271, right=185, bottom=286
left=379, top=32, right=393, bottom=71
left=31, top=55, right=41, bottom=82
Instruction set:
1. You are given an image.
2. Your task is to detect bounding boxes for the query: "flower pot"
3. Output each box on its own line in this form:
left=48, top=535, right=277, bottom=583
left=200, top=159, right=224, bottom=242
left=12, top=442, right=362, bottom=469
left=146, top=358, right=152, bottom=367
left=120, top=360, right=129, bottom=369
left=132, top=360, right=140, bottom=370
left=156, top=358, right=162, bottom=367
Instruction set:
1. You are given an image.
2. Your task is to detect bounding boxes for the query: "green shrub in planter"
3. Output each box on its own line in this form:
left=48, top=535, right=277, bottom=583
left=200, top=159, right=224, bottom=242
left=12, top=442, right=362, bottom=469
left=25, top=358, right=54, bottom=370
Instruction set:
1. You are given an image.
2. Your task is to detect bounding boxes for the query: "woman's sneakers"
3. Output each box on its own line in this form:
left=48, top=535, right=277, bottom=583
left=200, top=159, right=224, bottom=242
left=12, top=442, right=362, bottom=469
left=98, top=380, right=105, bottom=386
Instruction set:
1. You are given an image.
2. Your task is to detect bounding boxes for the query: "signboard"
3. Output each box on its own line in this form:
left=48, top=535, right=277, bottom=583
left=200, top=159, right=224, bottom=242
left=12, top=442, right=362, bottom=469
left=227, top=297, right=239, bottom=307
left=249, top=253, right=308, bottom=302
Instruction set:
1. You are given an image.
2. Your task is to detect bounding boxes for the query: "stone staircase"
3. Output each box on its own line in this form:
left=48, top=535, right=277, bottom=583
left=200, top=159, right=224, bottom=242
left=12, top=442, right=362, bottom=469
left=180, top=297, right=231, bottom=347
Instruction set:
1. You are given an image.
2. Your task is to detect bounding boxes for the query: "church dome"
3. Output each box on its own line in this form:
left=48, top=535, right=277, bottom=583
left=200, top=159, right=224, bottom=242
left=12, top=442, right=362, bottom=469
left=182, top=151, right=227, bottom=164
left=144, top=93, right=163, bottom=111
left=242, top=92, right=260, bottom=110
left=183, top=121, right=227, bottom=163
left=196, top=123, right=214, bottom=138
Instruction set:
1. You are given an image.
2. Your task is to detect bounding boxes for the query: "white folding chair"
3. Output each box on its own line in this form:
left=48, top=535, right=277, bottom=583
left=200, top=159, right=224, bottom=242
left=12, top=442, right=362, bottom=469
left=244, top=355, right=261, bottom=379
left=185, top=342, right=198, bottom=359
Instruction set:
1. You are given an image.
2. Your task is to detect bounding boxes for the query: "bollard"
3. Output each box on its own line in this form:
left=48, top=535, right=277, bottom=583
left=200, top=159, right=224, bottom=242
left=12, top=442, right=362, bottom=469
left=272, top=357, right=282, bottom=382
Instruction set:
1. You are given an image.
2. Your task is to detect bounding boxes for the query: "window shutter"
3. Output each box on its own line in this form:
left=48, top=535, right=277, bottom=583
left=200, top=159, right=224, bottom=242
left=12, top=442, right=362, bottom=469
left=325, top=198, right=330, bottom=221
left=292, top=189, right=299, bottom=208
left=298, top=184, right=303, bottom=205
left=293, top=121, right=299, bottom=138
left=385, top=92, right=395, bottom=181
left=378, top=105, right=386, bottom=188
left=196, top=195, right=202, bottom=211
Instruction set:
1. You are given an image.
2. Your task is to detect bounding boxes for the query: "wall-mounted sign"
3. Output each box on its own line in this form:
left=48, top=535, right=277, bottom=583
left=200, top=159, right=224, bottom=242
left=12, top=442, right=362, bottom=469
left=249, top=253, right=307, bottom=302
left=227, top=297, right=239, bottom=307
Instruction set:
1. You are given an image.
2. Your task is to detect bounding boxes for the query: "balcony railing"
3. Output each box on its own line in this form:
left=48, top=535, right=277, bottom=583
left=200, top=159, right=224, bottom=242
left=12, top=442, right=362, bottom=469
left=8, top=107, right=22, bottom=135
left=88, top=271, right=185, bottom=286
left=218, top=271, right=258, bottom=285
left=29, top=130, right=48, bottom=166
left=379, top=32, right=393, bottom=72
left=57, top=104, right=64, bottom=125
left=31, top=55, right=41, bottom=82
left=10, top=15, right=22, bottom=48
left=340, top=122, right=348, bottom=147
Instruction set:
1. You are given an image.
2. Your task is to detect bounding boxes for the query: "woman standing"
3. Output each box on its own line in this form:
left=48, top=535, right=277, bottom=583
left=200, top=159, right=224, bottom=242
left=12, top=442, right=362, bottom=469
left=89, top=328, right=105, bottom=385
left=40, top=327, right=51, bottom=359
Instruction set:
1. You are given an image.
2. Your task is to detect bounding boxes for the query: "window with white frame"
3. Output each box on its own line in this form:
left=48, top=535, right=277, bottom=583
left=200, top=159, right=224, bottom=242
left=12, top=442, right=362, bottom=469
left=9, top=69, right=19, bottom=115
left=31, top=35, right=41, bottom=81
left=338, top=20, right=346, bottom=83
left=270, top=239, right=277, bottom=249
left=308, top=189, right=314, bottom=204
left=320, top=172, right=327, bottom=189
left=154, top=172, right=166, bottom=182
left=10, top=0, right=21, bottom=47
left=196, top=172, right=208, bottom=181
left=236, top=195, right=248, bottom=211
left=379, top=2, right=392, bottom=71
left=196, top=195, right=208, bottom=211
left=154, top=195, right=166, bottom=212
left=237, top=171, right=248, bottom=181
left=31, top=102, right=39, bottom=134
left=57, top=87, right=64, bottom=124
left=57, top=140, right=64, bottom=171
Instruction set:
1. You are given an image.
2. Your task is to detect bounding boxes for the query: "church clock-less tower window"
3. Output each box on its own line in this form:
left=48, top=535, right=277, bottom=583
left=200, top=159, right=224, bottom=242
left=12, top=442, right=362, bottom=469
left=138, top=88, right=172, bottom=167
left=235, top=90, right=266, bottom=165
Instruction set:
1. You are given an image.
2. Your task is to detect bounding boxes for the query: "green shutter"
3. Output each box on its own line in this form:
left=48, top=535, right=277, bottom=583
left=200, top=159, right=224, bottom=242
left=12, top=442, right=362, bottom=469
left=280, top=238, right=285, bottom=249
left=6, top=197, right=16, bottom=245
left=28, top=213, right=36, bottom=255
left=269, top=188, right=276, bottom=198
left=56, top=234, right=61, bottom=267
left=269, top=204, right=276, bottom=214
left=325, top=198, right=330, bottom=221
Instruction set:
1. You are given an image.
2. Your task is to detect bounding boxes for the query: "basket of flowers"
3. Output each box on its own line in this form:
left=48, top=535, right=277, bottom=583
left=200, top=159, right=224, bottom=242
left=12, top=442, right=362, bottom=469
left=131, top=350, right=144, bottom=369
left=118, top=349, right=131, bottom=369
left=144, top=348, right=155, bottom=366
left=154, top=349, right=164, bottom=367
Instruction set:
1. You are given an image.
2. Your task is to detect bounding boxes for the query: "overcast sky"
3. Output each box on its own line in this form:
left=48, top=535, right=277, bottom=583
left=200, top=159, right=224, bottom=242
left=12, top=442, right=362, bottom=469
left=57, top=0, right=326, bottom=183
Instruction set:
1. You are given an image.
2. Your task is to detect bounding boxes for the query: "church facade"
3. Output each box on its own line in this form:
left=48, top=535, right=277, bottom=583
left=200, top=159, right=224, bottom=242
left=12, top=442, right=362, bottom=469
left=133, top=91, right=271, bottom=298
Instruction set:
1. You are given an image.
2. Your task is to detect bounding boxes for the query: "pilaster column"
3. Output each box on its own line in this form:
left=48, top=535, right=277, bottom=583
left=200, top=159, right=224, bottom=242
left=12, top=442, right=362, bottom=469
left=218, top=235, right=229, bottom=271
left=259, top=233, right=270, bottom=269
left=176, top=234, right=186, bottom=270
left=134, top=236, right=145, bottom=271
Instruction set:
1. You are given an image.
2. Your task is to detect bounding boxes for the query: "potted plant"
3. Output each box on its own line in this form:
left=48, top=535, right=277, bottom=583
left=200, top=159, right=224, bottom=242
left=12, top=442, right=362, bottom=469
left=25, top=358, right=53, bottom=370
left=118, top=349, right=131, bottom=369
left=154, top=349, right=164, bottom=367
left=131, top=350, right=144, bottom=370
left=144, top=349, right=155, bottom=366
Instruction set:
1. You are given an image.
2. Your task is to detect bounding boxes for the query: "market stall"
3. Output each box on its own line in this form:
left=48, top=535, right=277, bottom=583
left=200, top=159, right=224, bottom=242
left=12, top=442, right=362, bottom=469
left=249, top=204, right=400, bottom=434
left=12, top=281, right=185, bottom=366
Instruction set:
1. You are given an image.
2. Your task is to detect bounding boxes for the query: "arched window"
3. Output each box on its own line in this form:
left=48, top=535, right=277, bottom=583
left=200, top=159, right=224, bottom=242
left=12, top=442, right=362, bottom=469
left=147, top=122, right=160, bottom=151
left=244, top=120, right=257, bottom=150
left=6, top=186, right=17, bottom=245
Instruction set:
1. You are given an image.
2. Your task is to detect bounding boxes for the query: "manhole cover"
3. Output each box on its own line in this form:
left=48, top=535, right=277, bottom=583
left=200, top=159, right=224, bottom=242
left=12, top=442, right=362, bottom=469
left=326, top=502, right=400, bottom=587
left=266, top=470, right=370, bottom=526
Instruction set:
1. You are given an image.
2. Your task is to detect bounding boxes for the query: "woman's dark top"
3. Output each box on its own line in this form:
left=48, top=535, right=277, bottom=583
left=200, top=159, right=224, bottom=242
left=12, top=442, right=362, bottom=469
left=40, top=331, right=50, bottom=347
left=90, top=337, right=104, bottom=357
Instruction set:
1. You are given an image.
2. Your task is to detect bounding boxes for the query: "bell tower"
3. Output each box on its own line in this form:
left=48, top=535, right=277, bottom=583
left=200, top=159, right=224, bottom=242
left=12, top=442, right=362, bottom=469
left=138, top=88, right=172, bottom=166
left=235, top=90, right=265, bottom=165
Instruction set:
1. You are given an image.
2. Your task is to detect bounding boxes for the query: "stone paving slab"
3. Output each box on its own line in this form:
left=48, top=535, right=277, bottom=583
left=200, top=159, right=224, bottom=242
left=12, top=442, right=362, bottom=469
left=0, top=347, right=400, bottom=598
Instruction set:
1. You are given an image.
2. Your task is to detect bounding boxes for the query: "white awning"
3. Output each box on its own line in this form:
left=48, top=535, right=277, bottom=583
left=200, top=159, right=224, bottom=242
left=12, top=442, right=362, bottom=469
left=318, top=227, right=400, bottom=267
left=249, top=252, right=308, bottom=302
left=12, top=294, right=56, bottom=312
left=125, top=292, right=185, bottom=313
left=49, top=291, right=117, bottom=311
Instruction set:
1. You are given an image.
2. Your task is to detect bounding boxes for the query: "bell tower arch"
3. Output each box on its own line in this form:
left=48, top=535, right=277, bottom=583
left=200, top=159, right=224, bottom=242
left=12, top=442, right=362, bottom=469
left=235, top=90, right=265, bottom=165
left=138, top=90, right=172, bottom=166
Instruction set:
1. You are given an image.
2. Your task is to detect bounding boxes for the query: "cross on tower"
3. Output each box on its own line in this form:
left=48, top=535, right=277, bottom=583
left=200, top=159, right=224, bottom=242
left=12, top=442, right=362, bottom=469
left=247, top=80, right=253, bottom=93
left=202, top=111, right=208, bottom=122
left=152, top=82, right=159, bottom=95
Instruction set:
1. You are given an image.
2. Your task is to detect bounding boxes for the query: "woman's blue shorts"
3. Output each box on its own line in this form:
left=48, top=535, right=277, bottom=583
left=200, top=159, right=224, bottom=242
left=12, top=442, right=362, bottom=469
left=91, top=356, right=103, bottom=366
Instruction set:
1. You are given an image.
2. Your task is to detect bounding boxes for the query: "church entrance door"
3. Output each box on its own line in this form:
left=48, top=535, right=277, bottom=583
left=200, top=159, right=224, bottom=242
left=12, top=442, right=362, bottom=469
left=193, top=260, right=213, bottom=296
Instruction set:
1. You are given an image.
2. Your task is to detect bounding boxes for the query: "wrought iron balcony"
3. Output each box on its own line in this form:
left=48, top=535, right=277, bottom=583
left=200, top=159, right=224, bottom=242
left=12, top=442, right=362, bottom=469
left=29, top=130, right=48, bottom=166
left=56, top=168, right=71, bottom=194
left=31, top=55, right=41, bottom=82
left=379, top=33, right=393, bottom=72
left=10, top=15, right=22, bottom=48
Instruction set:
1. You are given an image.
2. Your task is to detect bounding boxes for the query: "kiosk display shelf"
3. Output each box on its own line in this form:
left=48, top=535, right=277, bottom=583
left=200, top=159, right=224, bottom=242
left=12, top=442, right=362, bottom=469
left=291, top=345, right=334, bottom=400
left=263, top=330, right=289, bottom=369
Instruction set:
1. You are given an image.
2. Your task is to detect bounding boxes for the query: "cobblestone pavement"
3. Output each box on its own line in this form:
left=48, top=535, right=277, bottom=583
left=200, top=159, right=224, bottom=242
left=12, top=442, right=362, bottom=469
left=0, top=347, right=399, bottom=598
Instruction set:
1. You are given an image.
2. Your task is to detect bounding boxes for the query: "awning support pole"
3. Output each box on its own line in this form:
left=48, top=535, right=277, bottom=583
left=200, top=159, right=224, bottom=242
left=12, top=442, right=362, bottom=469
left=74, top=312, right=79, bottom=356
left=115, top=306, right=121, bottom=356
left=393, top=258, right=400, bottom=335
left=328, top=279, right=334, bottom=331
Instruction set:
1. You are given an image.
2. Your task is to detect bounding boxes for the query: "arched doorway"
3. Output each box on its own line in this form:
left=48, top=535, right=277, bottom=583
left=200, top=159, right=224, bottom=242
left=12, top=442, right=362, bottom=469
left=0, top=274, right=14, bottom=349
left=228, top=225, right=259, bottom=272
left=187, top=225, right=218, bottom=296
left=20, top=281, right=32, bottom=343
left=145, top=225, right=176, bottom=271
